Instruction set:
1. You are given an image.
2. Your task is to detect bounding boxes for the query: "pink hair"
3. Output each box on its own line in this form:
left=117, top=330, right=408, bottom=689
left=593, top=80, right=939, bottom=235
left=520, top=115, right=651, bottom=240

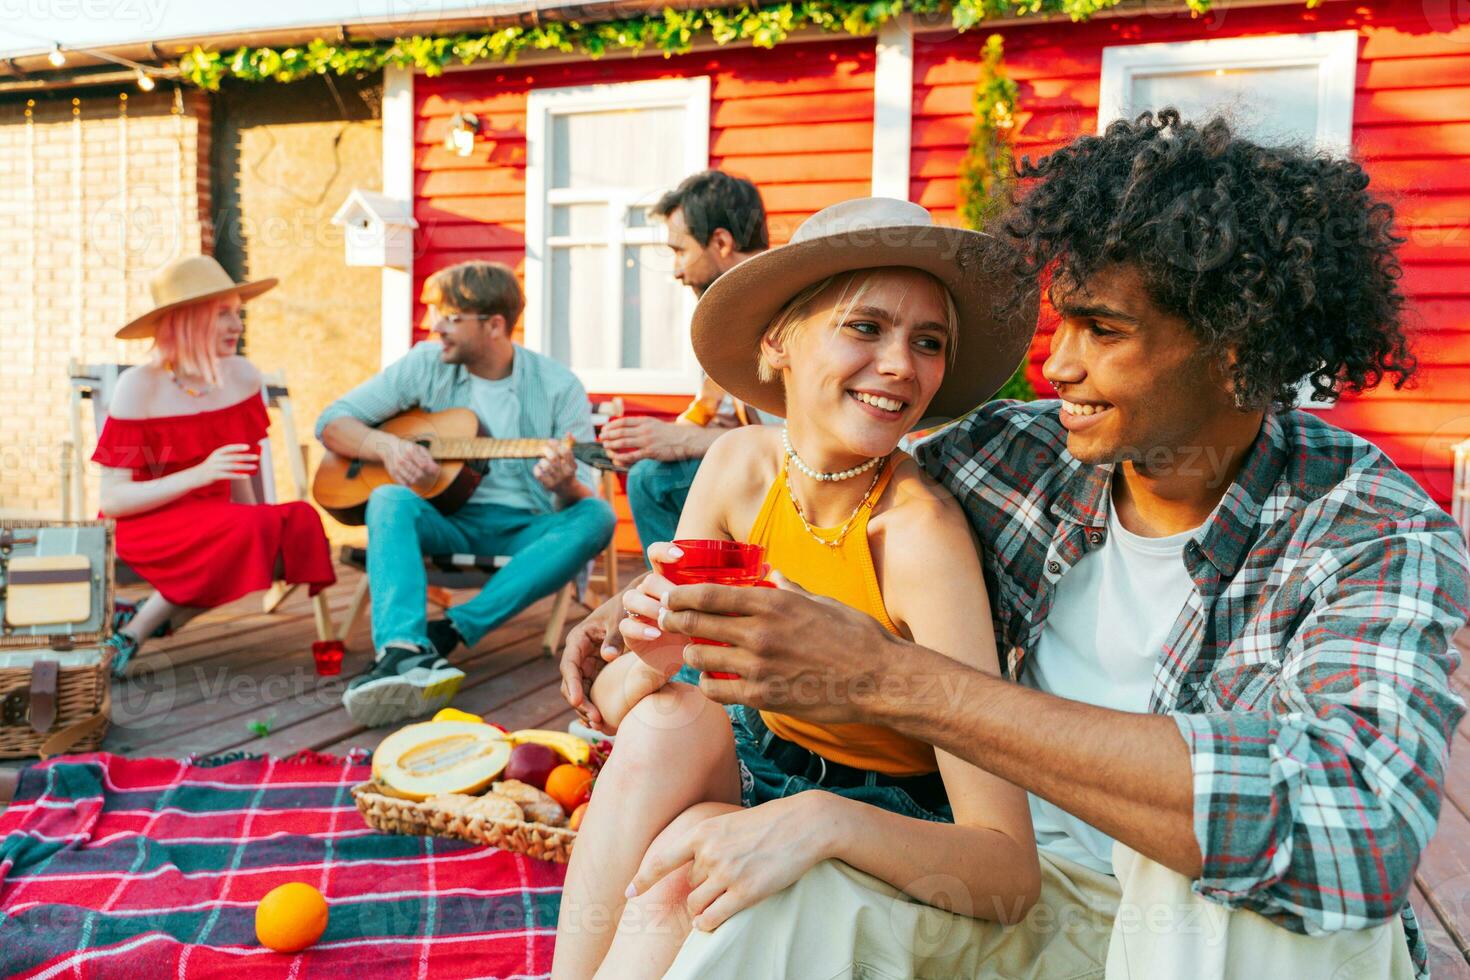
left=151, top=297, right=225, bottom=387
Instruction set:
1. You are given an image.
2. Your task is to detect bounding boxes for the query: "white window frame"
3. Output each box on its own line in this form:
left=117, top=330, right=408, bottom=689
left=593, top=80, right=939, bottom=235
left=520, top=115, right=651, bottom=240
left=524, top=76, right=711, bottom=395
left=1098, top=31, right=1358, bottom=408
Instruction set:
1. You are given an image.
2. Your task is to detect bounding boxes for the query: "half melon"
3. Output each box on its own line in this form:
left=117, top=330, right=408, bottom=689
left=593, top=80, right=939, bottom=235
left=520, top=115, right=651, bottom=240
left=374, top=721, right=513, bottom=801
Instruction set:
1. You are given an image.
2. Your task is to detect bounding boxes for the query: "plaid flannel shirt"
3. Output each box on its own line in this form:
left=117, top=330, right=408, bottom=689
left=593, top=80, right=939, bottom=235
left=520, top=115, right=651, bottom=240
left=914, top=400, right=1470, bottom=978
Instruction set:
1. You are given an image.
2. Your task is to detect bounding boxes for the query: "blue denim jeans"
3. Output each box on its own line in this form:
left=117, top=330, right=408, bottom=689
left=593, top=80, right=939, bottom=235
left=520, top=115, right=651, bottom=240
left=624, top=457, right=703, bottom=566
left=364, top=484, right=616, bottom=652
left=726, top=703, right=953, bottom=823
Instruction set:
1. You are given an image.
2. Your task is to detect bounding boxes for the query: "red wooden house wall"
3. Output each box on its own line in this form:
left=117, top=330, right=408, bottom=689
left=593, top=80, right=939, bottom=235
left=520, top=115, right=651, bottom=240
left=411, top=0, right=1467, bottom=551
left=912, top=0, right=1470, bottom=507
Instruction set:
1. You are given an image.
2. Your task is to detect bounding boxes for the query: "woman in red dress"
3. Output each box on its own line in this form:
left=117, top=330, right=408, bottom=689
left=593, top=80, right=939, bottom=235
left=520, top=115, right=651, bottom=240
left=95, top=256, right=336, bottom=674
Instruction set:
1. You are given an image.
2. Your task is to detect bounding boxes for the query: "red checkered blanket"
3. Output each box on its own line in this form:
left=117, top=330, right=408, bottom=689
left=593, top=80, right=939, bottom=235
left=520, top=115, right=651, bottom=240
left=0, top=752, right=565, bottom=978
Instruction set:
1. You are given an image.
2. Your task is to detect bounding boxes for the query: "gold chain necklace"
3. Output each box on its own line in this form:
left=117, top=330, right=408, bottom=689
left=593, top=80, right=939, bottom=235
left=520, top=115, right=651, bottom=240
left=783, top=459, right=886, bottom=548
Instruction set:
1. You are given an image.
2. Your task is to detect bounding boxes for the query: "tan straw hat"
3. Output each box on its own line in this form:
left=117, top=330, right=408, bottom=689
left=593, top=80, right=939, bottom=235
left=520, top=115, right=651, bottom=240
left=691, top=197, right=1038, bottom=422
left=116, top=255, right=277, bottom=340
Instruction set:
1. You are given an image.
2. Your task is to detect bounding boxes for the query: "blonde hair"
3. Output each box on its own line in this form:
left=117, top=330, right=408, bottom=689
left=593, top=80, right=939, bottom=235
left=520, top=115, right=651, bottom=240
left=756, top=268, right=958, bottom=383
left=151, top=297, right=226, bottom=387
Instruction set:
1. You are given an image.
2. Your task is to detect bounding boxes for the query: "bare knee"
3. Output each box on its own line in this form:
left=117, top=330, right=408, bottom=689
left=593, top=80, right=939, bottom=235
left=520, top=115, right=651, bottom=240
left=603, top=685, right=732, bottom=782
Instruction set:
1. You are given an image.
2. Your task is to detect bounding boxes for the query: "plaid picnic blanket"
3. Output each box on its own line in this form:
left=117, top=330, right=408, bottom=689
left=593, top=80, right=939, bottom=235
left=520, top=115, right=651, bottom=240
left=0, top=752, right=565, bottom=979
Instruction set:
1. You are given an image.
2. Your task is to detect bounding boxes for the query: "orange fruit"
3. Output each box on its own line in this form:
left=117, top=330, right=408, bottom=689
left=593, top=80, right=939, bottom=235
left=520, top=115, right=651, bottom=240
left=569, top=802, right=589, bottom=831
left=544, top=764, right=594, bottom=812
left=256, top=882, right=329, bottom=953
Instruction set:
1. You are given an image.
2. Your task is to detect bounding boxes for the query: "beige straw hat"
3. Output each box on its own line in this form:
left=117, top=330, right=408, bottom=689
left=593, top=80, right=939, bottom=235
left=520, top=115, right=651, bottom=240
left=116, top=255, right=277, bottom=340
left=691, top=197, right=1038, bottom=423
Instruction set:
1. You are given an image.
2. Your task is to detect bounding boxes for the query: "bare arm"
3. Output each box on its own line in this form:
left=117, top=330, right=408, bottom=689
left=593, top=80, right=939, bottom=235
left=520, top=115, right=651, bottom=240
left=98, top=443, right=259, bottom=519
left=661, top=582, right=1202, bottom=877
left=601, top=416, right=732, bottom=467
left=881, top=654, right=1200, bottom=877
left=560, top=429, right=763, bottom=728
left=814, top=466, right=1039, bottom=918
left=319, top=415, right=403, bottom=465
left=319, top=415, right=439, bottom=487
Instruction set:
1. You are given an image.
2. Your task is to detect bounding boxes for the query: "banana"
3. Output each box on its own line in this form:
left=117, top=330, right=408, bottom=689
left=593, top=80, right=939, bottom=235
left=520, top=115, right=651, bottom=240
left=433, top=707, right=484, bottom=725
left=511, top=728, right=591, bottom=766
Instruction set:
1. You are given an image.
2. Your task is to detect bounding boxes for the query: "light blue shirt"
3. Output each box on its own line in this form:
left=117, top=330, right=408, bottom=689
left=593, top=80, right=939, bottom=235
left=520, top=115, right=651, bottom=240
left=465, top=373, right=540, bottom=511
left=315, top=341, right=597, bottom=514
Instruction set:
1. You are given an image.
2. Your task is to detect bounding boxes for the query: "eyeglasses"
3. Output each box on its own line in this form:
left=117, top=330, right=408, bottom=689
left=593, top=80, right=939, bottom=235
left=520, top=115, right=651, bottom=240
left=434, top=311, right=492, bottom=326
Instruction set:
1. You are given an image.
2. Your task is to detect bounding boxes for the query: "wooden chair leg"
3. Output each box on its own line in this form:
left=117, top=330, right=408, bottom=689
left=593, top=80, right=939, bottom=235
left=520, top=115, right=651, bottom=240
left=542, top=583, right=575, bottom=658
left=263, top=581, right=297, bottom=614
left=311, top=592, right=336, bottom=643
left=339, top=575, right=371, bottom=644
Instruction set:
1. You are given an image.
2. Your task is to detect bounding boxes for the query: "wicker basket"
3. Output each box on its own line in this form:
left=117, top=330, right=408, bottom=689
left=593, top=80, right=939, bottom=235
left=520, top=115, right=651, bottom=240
left=352, top=781, right=578, bottom=863
left=0, top=653, right=112, bottom=759
left=0, top=519, right=115, bottom=760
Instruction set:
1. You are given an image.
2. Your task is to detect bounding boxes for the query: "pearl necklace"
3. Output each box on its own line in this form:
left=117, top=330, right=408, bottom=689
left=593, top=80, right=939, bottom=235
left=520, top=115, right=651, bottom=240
left=784, top=459, right=886, bottom=548
left=782, top=427, right=882, bottom=482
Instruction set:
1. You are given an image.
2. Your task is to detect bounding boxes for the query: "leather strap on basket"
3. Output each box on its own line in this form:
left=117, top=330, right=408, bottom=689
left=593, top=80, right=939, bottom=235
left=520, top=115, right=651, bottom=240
left=38, top=681, right=110, bottom=761
left=28, top=660, right=58, bottom=733
left=0, top=768, right=18, bottom=808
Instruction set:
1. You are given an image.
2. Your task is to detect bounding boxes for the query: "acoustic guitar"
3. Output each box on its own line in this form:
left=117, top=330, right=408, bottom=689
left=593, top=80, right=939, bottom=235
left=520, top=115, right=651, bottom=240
left=311, top=407, right=617, bottom=526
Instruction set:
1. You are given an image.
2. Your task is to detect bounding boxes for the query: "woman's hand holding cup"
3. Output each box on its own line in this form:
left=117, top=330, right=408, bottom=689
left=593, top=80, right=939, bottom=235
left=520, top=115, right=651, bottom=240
left=618, top=543, right=692, bottom=677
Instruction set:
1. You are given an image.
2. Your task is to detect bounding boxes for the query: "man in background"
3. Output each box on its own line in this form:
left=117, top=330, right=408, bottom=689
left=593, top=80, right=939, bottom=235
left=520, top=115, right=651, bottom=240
left=600, top=170, right=771, bottom=557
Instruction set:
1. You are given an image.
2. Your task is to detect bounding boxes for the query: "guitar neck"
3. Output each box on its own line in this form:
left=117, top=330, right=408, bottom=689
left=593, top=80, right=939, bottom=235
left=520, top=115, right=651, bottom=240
left=430, top=438, right=561, bottom=461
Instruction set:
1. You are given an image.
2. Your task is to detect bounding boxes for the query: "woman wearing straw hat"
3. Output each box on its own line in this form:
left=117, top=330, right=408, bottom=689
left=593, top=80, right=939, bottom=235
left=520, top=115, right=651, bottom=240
left=94, top=255, right=336, bottom=675
left=552, top=198, right=1040, bottom=978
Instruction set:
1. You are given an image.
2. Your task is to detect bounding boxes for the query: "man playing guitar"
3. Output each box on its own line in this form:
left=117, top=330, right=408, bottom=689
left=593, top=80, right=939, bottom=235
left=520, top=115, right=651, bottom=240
left=316, top=261, right=615, bottom=726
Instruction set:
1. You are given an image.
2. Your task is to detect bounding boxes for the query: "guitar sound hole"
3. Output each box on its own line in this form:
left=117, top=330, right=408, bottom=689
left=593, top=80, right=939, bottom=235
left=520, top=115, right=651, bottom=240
left=346, top=459, right=363, bottom=479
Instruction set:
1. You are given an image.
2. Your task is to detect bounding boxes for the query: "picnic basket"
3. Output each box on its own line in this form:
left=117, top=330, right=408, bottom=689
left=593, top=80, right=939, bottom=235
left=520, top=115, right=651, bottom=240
left=0, top=520, right=115, bottom=759
left=352, top=781, right=577, bottom=863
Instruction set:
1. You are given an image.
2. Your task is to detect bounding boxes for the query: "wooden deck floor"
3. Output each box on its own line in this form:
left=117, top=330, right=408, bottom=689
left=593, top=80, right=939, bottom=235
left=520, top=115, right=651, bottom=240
left=2, top=559, right=1469, bottom=974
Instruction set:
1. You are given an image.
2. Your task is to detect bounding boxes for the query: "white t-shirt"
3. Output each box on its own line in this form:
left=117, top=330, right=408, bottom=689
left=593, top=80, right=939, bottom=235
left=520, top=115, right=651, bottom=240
left=1022, top=496, right=1205, bottom=874
left=466, top=374, right=536, bottom=511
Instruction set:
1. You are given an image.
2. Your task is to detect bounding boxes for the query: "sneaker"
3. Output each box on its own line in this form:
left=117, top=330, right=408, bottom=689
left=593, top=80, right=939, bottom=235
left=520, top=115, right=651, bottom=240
left=341, top=643, right=466, bottom=728
left=426, top=618, right=465, bottom=658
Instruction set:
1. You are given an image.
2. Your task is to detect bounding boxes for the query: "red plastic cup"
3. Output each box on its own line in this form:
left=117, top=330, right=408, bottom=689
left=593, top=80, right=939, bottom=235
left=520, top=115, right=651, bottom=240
left=657, top=539, right=767, bottom=588
left=655, top=540, right=772, bottom=680
left=312, top=639, right=345, bottom=676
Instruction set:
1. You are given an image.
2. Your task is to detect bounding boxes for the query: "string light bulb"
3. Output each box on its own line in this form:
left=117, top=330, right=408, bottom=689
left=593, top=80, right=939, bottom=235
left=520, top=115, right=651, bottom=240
left=135, top=68, right=155, bottom=91
left=47, top=44, right=65, bottom=67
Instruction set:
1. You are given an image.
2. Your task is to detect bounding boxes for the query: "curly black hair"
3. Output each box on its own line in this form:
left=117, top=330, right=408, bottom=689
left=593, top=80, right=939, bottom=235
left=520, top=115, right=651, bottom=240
left=1001, top=109, right=1416, bottom=409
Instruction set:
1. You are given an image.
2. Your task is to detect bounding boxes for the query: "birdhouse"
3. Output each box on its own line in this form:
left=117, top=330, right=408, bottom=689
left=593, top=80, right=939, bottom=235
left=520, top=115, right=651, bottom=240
left=331, top=189, right=418, bottom=269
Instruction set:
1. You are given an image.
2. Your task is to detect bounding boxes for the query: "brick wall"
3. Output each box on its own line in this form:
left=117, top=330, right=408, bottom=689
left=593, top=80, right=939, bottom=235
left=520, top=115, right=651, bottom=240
left=0, top=86, right=211, bottom=518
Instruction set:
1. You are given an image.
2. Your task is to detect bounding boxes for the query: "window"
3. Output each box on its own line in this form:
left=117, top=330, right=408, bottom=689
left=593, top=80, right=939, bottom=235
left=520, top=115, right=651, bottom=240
left=1098, top=32, right=1359, bottom=409
left=524, top=77, right=711, bottom=394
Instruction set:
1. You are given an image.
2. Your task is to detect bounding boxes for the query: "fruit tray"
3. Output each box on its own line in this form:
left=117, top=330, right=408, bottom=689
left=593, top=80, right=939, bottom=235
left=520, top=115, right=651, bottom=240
left=352, top=781, right=578, bottom=864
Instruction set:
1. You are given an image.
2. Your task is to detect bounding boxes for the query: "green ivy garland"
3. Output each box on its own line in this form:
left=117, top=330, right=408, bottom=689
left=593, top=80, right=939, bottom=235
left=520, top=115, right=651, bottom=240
left=176, top=0, right=1215, bottom=89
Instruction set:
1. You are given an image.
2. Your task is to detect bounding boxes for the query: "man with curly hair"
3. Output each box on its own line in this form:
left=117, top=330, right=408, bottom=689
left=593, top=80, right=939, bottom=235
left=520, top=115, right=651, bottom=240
left=562, top=110, right=1470, bottom=978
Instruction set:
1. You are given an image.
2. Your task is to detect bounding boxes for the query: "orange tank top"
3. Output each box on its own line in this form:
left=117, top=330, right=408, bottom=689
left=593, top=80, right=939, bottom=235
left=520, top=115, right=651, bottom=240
left=746, top=455, right=938, bottom=776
